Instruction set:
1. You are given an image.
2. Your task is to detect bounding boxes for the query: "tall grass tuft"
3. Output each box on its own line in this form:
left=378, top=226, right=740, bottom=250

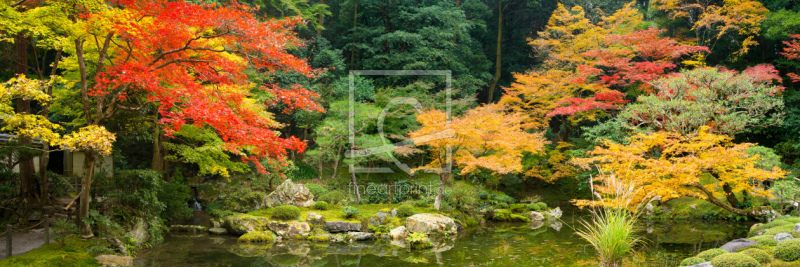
left=575, top=172, right=649, bottom=267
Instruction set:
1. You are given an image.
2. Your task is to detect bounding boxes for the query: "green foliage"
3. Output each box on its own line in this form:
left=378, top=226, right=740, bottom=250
left=163, top=124, right=250, bottom=177
left=238, top=231, right=278, bottom=243
left=271, top=205, right=301, bottom=220
left=313, top=201, right=330, bottom=210
left=318, top=190, right=346, bottom=205
left=576, top=206, right=642, bottom=267
left=698, top=249, right=730, bottom=261
left=741, top=248, right=772, bottom=265
left=342, top=206, right=359, bottom=218
left=710, top=253, right=761, bottom=267
left=50, top=218, right=78, bottom=248
left=775, top=239, right=800, bottom=262
left=510, top=203, right=528, bottom=213
left=751, top=235, right=779, bottom=247
left=305, top=183, right=328, bottom=198
left=680, top=257, right=706, bottom=266
left=413, top=200, right=430, bottom=208
left=397, top=204, right=415, bottom=217
left=492, top=209, right=529, bottom=222
left=46, top=171, right=74, bottom=197
left=496, top=203, right=508, bottom=209
left=407, top=232, right=433, bottom=249
left=86, top=244, right=115, bottom=257
left=527, top=202, right=548, bottom=211
left=157, top=180, right=193, bottom=221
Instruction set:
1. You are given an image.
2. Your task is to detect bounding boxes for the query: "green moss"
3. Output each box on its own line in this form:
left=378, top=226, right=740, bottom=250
left=751, top=235, right=778, bottom=246
left=750, top=217, right=800, bottom=236
left=509, top=203, right=528, bottom=212
left=248, top=203, right=443, bottom=224
left=271, top=205, right=301, bottom=220
left=697, top=248, right=729, bottom=261
left=774, top=238, right=800, bottom=262
left=740, top=248, right=771, bottom=264
left=710, top=253, right=761, bottom=267
left=238, top=231, right=278, bottom=243
left=313, top=201, right=330, bottom=210
left=397, top=204, right=414, bottom=217
left=492, top=209, right=529, bottom=222
left=0, top=237, right=100, bottom=267
left=680, top=257, right=706, bottom=266
left=307, top=235, right=331, bottom=242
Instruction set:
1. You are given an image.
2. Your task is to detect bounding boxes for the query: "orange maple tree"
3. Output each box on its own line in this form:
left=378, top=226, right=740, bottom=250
left=409, top=104, right=547, bottom=210
left=572, top=127, right=787, bottom=218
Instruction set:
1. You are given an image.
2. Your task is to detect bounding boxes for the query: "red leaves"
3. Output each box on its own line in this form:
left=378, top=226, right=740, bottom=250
left=546, top=90, right=628, bottom=117
left=742, top=64, right=782, bottom=83
left=85, top=0, right=322, bottom=174
left=783, top=34, right=800, bottom=82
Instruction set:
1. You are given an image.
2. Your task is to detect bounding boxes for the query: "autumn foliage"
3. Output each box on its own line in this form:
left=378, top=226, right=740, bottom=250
left=783, top=34, right=800, bottom=82
left=572, top=127, right=787, bottom=216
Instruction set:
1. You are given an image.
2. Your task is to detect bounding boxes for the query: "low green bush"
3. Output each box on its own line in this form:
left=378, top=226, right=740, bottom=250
left=342, top=206, right=359, bottom=218
left=412, top=200, right=430, bottom=207
left=741, top=248, right=771, bottom=264
left=397, top=204, right=415, bottom=217
left=680, top=257, right=706, bottom=266
left=496, top=203, right=508, bottom=209
left=697, top=248, right=729, bottom=261
left=319, top=190, right=346, bottom=204
left=751, top=235, right=778, bottom=246
left=313, top=201, right=330, bottom=210
left=271, top=205, right=301, bottom=220
left=510, top=203, right=528, bottom=212
left=774, top=238, right=800, bottom=262
left=305, top=183, right=328, bottom=197
left=710, top=253, right=761, bottom=267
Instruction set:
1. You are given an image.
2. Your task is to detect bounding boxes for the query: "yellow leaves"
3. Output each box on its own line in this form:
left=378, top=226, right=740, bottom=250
left=572, top=126, right=787, bottom=208
left=60, top=125, right=116, bottom=156
left=410, top=104, right=548, bottom=177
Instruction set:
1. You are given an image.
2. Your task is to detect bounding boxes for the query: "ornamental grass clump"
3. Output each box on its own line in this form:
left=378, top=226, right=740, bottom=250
left=574, top=173, right=648, bottom=267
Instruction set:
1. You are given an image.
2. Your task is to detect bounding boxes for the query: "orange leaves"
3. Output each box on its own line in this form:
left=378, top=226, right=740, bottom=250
left=572, top=127, right=787, bottom=208
left=410, top=104, right=547, bottom=177
left=783, top=34, right=800, bottom=82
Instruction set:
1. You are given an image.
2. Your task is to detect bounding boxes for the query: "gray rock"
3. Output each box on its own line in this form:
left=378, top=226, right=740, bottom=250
left=391, top=209, right=397, bottom=217
left=546, top=207, right=562, bottom=219
left=388, top=226, right=408, bottom=240
left=208, top=228, right=228, bottom=235
left=405, top=213, right=457, bottom=235
left=306, top=212, right=324, bottom=226
left=95, top=255, right=133, bottom=267
left=323, top=221, right=362, bottom=233
left=263, top=179, right=314, bottom=208
left=267, top=221, right=311, bottom=239
left=794, top=223, right=800, bottom=231
left=221, top=214, right=269, bottom=235
left=169, top=225, right=208, bottom=233
left=346, top=232, right=374, bottom=241
left=720, top=238, right=757, bottom=252
left=550, top=221, right=563, bottom=231
left=369, top=211, right=393, bottom=227
left=527, top=211, right=545, bottom=221
left=775, top=233, right=794, bottom=243
left=128, top=218, right=150, bottom=246
left=686, top=262, right=712, bottom=267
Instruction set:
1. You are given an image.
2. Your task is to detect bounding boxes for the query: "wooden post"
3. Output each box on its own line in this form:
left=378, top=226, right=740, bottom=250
left=44, top=215, right=50, bottom=244
left=6, top=225, right=11, bottom=258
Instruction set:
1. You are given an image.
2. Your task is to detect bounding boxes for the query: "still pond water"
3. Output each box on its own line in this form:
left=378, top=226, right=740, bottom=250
left=134, top=212, right=752, bottom=267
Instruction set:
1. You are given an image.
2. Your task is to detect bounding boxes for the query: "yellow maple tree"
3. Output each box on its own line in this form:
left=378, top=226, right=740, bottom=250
left=409, top=104, right=548, bottom=210
left=571, top=126, right=786, bottom=217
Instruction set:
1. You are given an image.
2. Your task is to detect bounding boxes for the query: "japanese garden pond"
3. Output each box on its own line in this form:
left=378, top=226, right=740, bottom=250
left=134, top=212, right=753, bottom=267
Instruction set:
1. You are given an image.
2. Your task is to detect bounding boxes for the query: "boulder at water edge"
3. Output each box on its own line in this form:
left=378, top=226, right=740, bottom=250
left=527, top=211, right=544, bottom=221
left=263, top=179, right=315, bottom=208
left=209, top=228, right=228, bottom=235
left=719, top=238, right=757, bottom=252
left=405, top=213, right=457, bottom=235
left=95, top=255, right=133, bottom=267
left=128, top=218, right=150, bottom=246
left=222, top=214, right=270, bottom=235
left=323, top=221, right=362, bottom=233
left=369, top=211, right=395, bottom=227
left=775, top=233, right=794, bottom=243
left=307, top=212, right=324, bottom=226
left=238, top=230, right=278, bottom=243
left=268, top=221, right=311, bottom=239
left=686, top=262, right=712, bottom=267
left=389, top=226, right=408, bottom=240
left=347, top=232, right=374, bottom=241
left=545, top=207, right=562, bottom=219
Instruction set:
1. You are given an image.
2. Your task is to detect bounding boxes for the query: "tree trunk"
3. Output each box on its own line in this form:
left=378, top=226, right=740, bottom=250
left=351, top=171, right=361, bottom=204
left=486, top=2, right=503, bottom=103
left=38, top=50, right=62, bottom=203
left=349, top=0, right=358, bottom=69
left=152, top=124, right=163, bottom=172
left=722, top=183, right=741, bottom=208
left=79, top=149, right=96, bottom=237
left=434, top=173, right=446, bottom=210
left=692, top=184, right=770, bottom=219
left=15, top=32, right=38, bottom=205
left=316, top=0, right=325, bottom=36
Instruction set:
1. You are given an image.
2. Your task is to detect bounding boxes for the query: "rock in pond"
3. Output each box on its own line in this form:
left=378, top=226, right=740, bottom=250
left=545, top=207, right=562, bottom=219
left=95, top=255, right=133, bottom=267
left=775, top=233, right=794, bottom=243
left=128, top=218, right=150, bottom=246
left=389, top=226, right=408, bottom=240
left=719, top=238, right=756, bottom=252
left=263, top=179, right=314, bottom=208
left=222, top=214, right=270, bottom=235
left=169, top=225, right=208, bottom=233
left=238, top=230, right=278, bottom=243
left=306, top=212, right=324, bottom=226
left=268, top=221, right=311, bottom=239
left=369, top=211, right=395, bottom=227
left=527, top=211, right=544, bottom=221
left=209, top=228, right=228, bottom=235
left=405, top=213, right=457, bottom=235
left=347, top=232, right=374, bottom=241
left=323, top=221, right=362, bottom=233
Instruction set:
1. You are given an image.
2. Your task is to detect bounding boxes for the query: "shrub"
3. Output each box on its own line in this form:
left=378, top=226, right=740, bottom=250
left=741, top=248, right=771, bottom=264
left=774, top=238, right=800, bottom=262
left=698, top=248, right=729, bottom=261
left=710, top=253, right=761, bottom=267
left=313, top=201, right=330, bottom=210
left=271, top=205, right=301, bottom=220
left=50, top=218, right=78, bottom=248
left=397, top=204, right=415, bottom=217
left=751, top=235, right=778, bottom=246
left=535, top=202, right=548, bottom=211
left=305, top=183, right=328, bottom=197
left=412, top=200, right=429, bottom=207
left=510, top=203, right=528, bottom=212
left=238, top=231, right=277, bottom=242
left=680, top=257, right=706, bottom=266
left=342, top=206, right=359, bottom=218
left=496, top=203, right=508, bottom=209
left=319, top=190, right=346, bottom=204
left=576, top=207, right=641, bottom=267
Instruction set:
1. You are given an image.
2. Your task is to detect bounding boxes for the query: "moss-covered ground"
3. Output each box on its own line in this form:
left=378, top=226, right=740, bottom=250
left=0, top=237, right=100, bottom=267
